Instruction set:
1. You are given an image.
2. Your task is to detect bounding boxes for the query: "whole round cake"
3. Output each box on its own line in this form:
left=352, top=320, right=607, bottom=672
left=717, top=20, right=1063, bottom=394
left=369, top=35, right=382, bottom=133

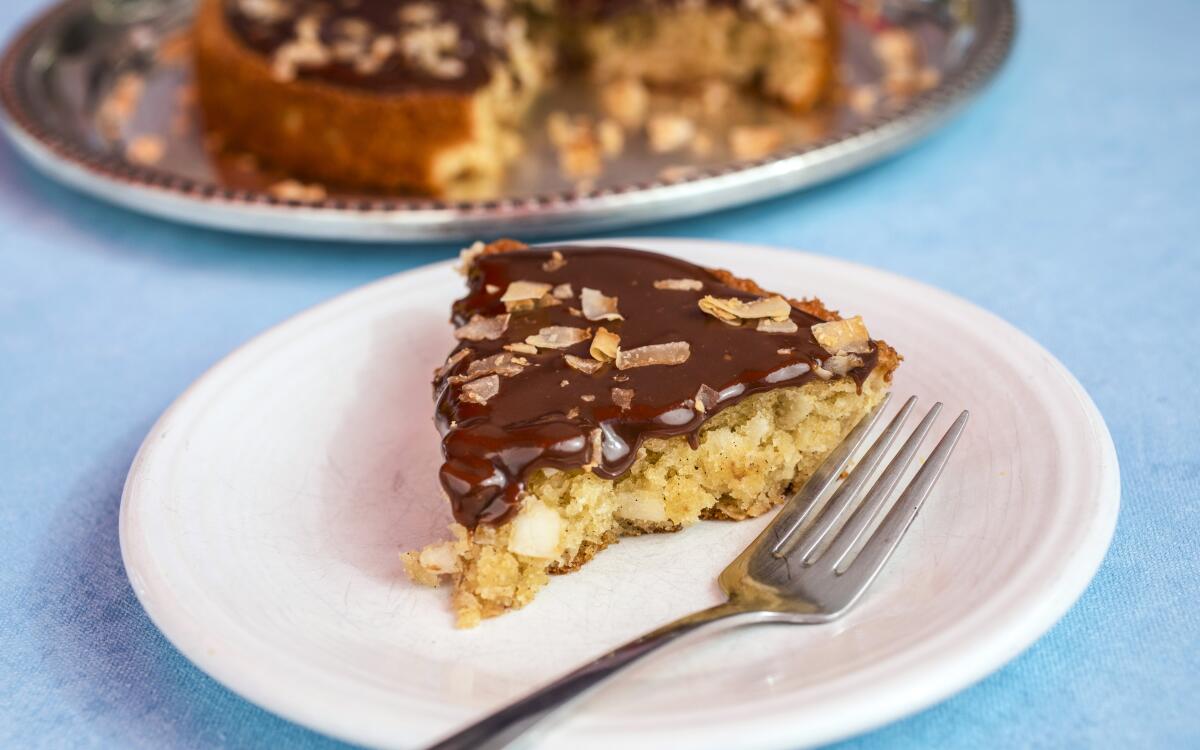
left=194, top=0, right=838, bottom=195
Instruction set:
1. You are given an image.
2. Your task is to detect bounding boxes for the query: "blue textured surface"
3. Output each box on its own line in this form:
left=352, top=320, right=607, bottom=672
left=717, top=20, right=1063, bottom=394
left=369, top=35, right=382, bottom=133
left=1, top=0, right=1198, bottom=747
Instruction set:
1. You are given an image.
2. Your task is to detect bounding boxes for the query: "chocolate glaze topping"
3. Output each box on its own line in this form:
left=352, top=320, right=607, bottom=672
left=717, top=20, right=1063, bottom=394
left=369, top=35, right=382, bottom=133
left=435, top=245, right=881, bottom=528
left=224, top=0, right=516, bottom=93
left=223, top=0, right=820, bottom=92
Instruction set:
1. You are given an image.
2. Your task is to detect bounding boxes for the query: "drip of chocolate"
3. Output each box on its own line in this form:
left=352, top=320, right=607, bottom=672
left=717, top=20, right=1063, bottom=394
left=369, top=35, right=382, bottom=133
left=435, top=245, right=880, bottom=528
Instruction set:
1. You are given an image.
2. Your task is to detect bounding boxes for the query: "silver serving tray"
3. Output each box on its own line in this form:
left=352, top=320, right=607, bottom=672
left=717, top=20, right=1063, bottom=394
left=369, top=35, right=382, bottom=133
left=0, top=0, right=1014, bottom=242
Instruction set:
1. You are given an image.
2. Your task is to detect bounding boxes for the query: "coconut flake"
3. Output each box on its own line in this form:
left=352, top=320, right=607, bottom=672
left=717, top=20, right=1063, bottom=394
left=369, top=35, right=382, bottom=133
left=615, top=341, right=691, bottom=370
left=501, top=280, right=553, bottom=312
left=525, top=326, right=591, bottom=350
left=450, top=352, right=527, bottom=382
left=694, top=384, right=719, bottom=413
left=541, top=250, right=567, bottom=272
left=455, top=241, right=485, bottom=275
left=590, top=327, right=620, bottom=362
left=552, top=283, right=574, bottom=300
left=453, top=313, right=510, bottom=341
left=583, top=428, right=604, bottom=469
left=611, top=387, right=635, bottom=411
left=811, top=316, right=872, bottom=355
left=698, top=295, right=792, bottom=325
left=654, top=278, right=704, bottom=291
left=460, top=374, right=500, bottom=404
left=434, top=347, right=471, bottom=379
left=564, top=354, right=604, bottom=374
left=504, top=342, right=539, bottom=355
left=756, top=317, right=799, bottom=334
left=580, top=287, right=623, bottom=321
left=823, top=353, right=865, bottom=377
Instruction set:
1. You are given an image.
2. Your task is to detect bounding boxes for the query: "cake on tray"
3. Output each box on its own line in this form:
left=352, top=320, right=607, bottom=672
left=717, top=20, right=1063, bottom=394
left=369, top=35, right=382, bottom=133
left=404, top=240, right=899, bottom=627
left=194, top=0, right=838, bottom=194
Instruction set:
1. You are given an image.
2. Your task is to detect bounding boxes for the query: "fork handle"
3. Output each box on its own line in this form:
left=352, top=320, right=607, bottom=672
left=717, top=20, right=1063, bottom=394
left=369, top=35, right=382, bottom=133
left=426, top=600, right=751, bottom=750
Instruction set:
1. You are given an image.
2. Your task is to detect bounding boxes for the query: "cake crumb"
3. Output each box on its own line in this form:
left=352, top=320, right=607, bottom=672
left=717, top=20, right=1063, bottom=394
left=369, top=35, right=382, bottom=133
left=268, top=179, right=327, bottom=203
left=125, top=135, right=166, bottom=166
left=647, top=114, right=696, bottom=153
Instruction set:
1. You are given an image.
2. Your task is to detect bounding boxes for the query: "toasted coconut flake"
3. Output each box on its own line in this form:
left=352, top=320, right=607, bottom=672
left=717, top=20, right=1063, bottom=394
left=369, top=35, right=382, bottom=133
left=485, top=284, right=500, bottom=294
left=757, top=318, right=799, bottom=334
left=526, top=326, right=591, bottom=350
left=581, top=394, right=595, bottom=402
left=616, top=342, right=691, bottom=370
left=698, top=295, right=792, bottom=325
left=813, top=363, right=833, bottom=380
left=560, top=379, right=569, bottom=387
left=501, top=280, right=553, bottom=311
left=504, top=342, right=539, bottom=355
left=590, top=327, right=620, bottom=362
left=584, top=428, right=604, bottom=469
left=538, top=294, right=563, bottom=308
left=694, top=384, right=719, bottom=413
left=542, top=250, right=567, bottom=272
left=268, top=179, right=326, bottom=203
left=777, top=347, right=794, bottom=355
left=434, top=347, right=471, bottom=379
left=647, top=114, right=696, bottom=153
left=552, top=283, right=574, bottom=300
left=600, top=78, right=649, bottom=128
left=450, top=353, right=527, bottom=383
left=456, top=241, right=485, bottom=275
left=654, top=278, right=704, bottom=291
left=811, top=316, right=871, bottom=354
left=729, top=125, right=783, bottom=161
left=460, top=374, right=500, bottom=404
left=567, top=407, right=580, bottom=419
left=564, top=354, right=604, bottom=374
left=824, top=353, right=865, bottom=377
left=454, top=313, right=510, bottom=341
left=567, top=307, right=583, bottom=317
left=126, top=135, right=165, bottom=165
left=580, top=287, right=623, bottom=321
left=612, top=387, right=635, bottom=411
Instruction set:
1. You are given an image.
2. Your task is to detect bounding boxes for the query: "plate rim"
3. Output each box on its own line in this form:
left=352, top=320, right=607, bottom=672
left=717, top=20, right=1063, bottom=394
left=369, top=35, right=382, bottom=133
left=119, top=237, right=1119, bottom=749
left=0, top=0, right=1017, bottom=241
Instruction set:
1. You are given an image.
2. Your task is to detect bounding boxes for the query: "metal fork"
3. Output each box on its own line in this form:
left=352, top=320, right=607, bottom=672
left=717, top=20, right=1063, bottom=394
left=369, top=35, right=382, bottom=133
left=428, top=395, right=969, bottom=750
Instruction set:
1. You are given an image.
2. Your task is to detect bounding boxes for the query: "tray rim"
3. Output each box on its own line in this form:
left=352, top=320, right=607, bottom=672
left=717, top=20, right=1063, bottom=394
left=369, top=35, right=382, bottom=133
left=0, top=0, right=1017, bottom=241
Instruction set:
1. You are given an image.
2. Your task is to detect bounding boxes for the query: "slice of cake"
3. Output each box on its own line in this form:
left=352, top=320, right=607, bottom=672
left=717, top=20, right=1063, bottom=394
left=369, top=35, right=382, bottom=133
left=404, top=241, right=900, bottom=627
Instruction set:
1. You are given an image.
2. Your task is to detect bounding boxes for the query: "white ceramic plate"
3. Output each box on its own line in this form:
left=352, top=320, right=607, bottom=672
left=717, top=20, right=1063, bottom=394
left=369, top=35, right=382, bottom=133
left=120, top=239, right=1119, bottom=749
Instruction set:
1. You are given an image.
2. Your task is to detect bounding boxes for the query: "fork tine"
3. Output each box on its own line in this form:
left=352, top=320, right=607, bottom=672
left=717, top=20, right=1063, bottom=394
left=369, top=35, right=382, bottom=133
left=834, top=410, right=969, bottom=597
left=774, top=395, right=918, bottom=561
left=759, top=393, right=898, bottom=556
left=824, top=402, right=943, bottom=571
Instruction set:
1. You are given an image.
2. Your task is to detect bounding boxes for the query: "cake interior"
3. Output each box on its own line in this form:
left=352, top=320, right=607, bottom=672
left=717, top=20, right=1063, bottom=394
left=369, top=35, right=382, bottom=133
left=405, top=372, right=888, bottom=628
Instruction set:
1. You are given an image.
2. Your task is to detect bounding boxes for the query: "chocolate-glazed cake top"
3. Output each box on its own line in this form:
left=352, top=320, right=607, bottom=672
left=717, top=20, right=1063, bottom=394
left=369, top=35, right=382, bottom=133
left=435, top=244, right=883, bottom=528
left=222, top=0, right=824, bottom=92
left=223, top=0, right=522, bottom=93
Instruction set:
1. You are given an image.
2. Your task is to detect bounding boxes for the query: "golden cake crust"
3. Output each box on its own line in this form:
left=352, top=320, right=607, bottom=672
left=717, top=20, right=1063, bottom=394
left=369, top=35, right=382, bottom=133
left=194, top=0, right=508, bottom=193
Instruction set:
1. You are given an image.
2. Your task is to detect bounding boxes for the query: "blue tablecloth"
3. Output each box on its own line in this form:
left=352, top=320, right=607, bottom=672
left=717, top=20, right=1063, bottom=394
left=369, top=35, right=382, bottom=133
left=2, top=0, right=1197, bottom=747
